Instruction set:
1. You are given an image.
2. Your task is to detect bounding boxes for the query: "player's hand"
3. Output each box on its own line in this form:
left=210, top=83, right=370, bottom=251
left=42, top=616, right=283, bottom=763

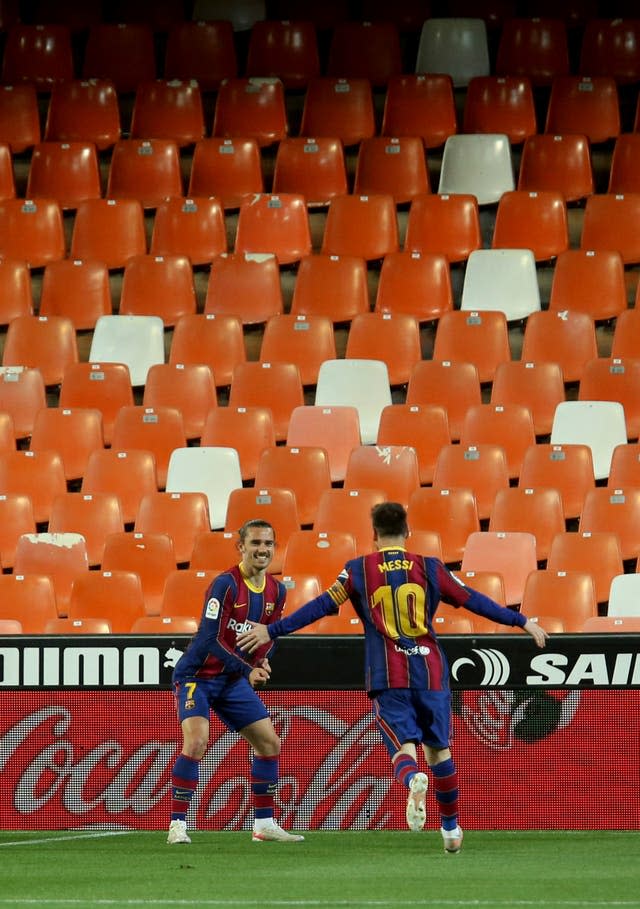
left=237, top=622, right=271, bottom=654
left=258, top=657, right=271, bottom=676
left=249, top=666, right=270, bottom=689
left=523, top=619, right=549, bottom=648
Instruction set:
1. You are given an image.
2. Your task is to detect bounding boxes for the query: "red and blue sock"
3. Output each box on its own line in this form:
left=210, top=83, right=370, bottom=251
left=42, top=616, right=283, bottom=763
left=392, top=752, right=420, bottom=789
left=251, top=755, right=278, bottom=820
left=431, top=757, right=459, bottom=831
left=171, top=753, right=200, bottom=822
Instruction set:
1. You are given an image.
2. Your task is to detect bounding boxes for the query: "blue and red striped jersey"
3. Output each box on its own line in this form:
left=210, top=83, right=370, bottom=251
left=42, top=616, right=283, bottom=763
left=174, top=564, right=286, bottom=682
left=269, top=547, right=526, bottom=693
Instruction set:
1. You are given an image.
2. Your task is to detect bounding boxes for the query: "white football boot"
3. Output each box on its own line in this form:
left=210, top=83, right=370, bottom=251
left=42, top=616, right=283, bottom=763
left=406, top=772, right=429, bottom=832
left=441, top=825, right=464, bottom=853
left=167, top=819, right=191, bottom=844
left=252, top=820, right=305, bottom=842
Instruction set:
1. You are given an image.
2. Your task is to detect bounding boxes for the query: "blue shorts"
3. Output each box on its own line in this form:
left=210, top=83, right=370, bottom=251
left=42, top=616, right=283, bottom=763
left=373, top=688, right=452, bottom=756
left=174, top=675, right=269, bottom=733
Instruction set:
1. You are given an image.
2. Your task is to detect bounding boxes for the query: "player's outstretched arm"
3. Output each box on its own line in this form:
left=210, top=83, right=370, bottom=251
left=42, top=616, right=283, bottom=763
left=522, top=619, right=549, bottom=649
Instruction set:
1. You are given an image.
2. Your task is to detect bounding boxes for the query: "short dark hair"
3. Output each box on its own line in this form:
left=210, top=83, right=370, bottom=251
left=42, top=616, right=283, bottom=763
left=238, top=519, right=275, bottom=543
left=371, top=502, right=408, bottom=538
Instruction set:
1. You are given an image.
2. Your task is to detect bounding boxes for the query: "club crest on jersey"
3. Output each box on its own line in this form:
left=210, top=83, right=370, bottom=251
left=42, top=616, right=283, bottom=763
left=265, top=602, right=275, bottom=615
left=205, top=597, right=221, bottom=619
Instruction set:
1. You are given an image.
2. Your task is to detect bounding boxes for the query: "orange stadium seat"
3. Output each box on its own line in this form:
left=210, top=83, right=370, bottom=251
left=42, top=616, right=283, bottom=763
left=164, top=20, right=237, bottom=91
left=0, top=574, right=58, bottom=634
left=82, top=23, right=156, bottom=93
left=314, top=488, right=384, bottom=556
left=408, top=486, right=480, bottom=565
left=235, top=193, right=312, bottom=265
left=81, top=449, right=159, bottom=526
left=119, top=254, right=197, bottom=326
left=134, top=491, right=211, bottom=565
left=0, top=367, right=47, bottom=441
left=344, top=445, right=420, bottom=510
left=29, top=406, right=104, bottom=484
left=255, top=445, right=332, bottom=527
left=67, top=570, right=147, bottom=633
left=71, top=198, right=146, bottom=269
left=0, top=198, right=65, bottom=268
left=377, top=403, right=450, bottom=486
left=142, top=363, right=217, bottom=443
left=130, top=80, right=205, bottom=147
left=432, top=443, right=510, bottom=521
left=489, top=486, right=565, bottom=562
left=290, top=254, right=369, bottom=324
left=260, top=315, right=336, bottom=387
left=433, top=310, right=511, bottom=384
left=59, top=362, right=133, bottom=447
left=228, top=362, right=304, bottom=442
left=491, top=361, right=565, bottom=438
left=48, top=492, right=124, bottom=568
left=547, top=531, right=623, bottom=605
left=212, top=77, right=288, bottom=148
left=107, top=139, right=183, bottom=210
left=101, top=531, right=176, bottom=617
left=205, top=253, right=283, bottom=326
left=545, top=76, right=620, bottom=145
left=170, top=313, right=246, bottom=389
left=327, top=20, right=401, bottom=87
left=519, top=442, right=595, bottom=522
left=150, top=196, right=227, bottom=266
left=519, top=568, right=597, bottom=633
left=286, top=405, right=360, bottom=484
left=2, top=23, right=74, bottom=88
left=496, top=17, right=569, bottom=86
left=272, top=137, right=348, bottom=207
left=381, top=74, right=456, bottom=149
left=14, top=531, right=89, bottom=618
left=375, top=250, right=453, bottom=322
left=246, top=20, right=320, bottom=89
left=188, top=139, right=263, bottom=210
left=0, top=258, right=34, bottom=326
left=517, top=133, right=594, bottom=203
left=0, top=83, right=40, bottom=153
left=463, top=75, right=537, bottom=143
left=201, top=406, right=275, bottom=484
left=321, top=193, right=399, bottom=261
left=44, top=79, right=120, bottom=150
left=26, top=141, right=101, bottom=210
left=111, top=406, right=186, bottom=490
left=406, top=359, right=481, bottom=442
left=0, top=493, right=36, bottom=570
left=405, top=193, right=481, bottom=263
left=300, top=77, right=375, bottom=147
left=39, top=259, right=111, bottom=331
left=353, top=136, right=430, bottom=205
left=549, top=249, right=627, bottom=322
left=2, top=315, right=77, bottom=386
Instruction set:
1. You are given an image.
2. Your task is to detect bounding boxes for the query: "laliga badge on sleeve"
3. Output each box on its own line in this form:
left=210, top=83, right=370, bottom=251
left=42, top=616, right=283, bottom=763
left=205, top=597, right=221, bottom=620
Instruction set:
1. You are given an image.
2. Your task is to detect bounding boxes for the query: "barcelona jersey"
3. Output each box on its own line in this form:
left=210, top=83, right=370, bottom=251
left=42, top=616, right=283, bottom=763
left=268, top=547, right=526, bottom=694
left=173, top=564, right=286, bottom=683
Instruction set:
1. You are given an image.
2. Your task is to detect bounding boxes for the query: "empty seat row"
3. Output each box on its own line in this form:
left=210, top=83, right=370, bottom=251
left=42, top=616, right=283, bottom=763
left=0, top=525, right=639, bottom=634
left=4, top=17, right=640, bottom=92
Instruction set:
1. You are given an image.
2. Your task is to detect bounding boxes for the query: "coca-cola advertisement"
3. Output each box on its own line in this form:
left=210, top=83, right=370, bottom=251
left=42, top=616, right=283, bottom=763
left=1, top=688, right=638, bottom=830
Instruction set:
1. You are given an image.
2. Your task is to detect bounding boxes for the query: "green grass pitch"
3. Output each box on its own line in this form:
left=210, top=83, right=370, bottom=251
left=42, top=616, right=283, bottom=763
left=1, top=829, right=639, bottom=909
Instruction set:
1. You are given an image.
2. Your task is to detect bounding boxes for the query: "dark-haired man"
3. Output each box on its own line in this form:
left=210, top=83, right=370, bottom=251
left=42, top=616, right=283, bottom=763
left=238, top=502, right=548, bottom=852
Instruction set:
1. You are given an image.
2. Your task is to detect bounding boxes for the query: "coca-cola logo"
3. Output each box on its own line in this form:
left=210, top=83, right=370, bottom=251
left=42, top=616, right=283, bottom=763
left=0, top=696, right=398, bottom=830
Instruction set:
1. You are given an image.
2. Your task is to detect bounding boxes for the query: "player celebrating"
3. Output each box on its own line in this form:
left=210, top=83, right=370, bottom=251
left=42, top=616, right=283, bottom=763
left=167, top=518, right=304, bottom=845
left=238, top=502, right=548, bottom=852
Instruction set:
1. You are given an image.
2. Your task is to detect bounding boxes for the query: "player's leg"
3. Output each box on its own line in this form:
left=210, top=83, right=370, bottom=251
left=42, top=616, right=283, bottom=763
left=167, top=681, right=212, bottom=844
left=373, top=690, right=429, bottom=832
left=225, top=680, right=304, bottom=843
left=420, top=690, right=463, bottom=853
